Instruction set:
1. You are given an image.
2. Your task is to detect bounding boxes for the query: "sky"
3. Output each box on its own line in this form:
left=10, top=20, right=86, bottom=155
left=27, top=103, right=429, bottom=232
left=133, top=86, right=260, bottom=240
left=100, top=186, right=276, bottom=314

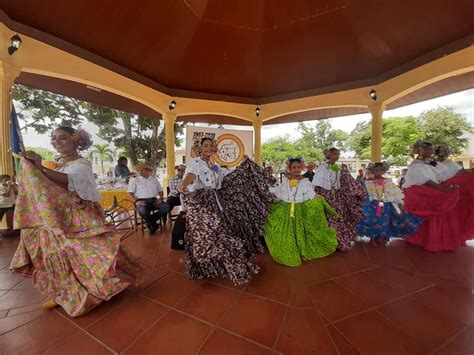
left=21, top=88, right=474, bottom=150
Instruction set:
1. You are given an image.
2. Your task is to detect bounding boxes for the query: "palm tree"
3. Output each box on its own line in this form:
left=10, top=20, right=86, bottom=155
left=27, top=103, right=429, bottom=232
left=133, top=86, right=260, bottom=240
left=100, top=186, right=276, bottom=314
left=88, top=144, right=115, bottom=176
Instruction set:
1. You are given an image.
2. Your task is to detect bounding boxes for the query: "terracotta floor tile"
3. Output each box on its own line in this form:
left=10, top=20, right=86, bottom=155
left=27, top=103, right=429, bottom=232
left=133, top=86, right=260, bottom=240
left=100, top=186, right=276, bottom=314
left=245, top=262, right=293, bottom=304
left=308, top=280, right=369, bottom=321
left=142, top=271, right=201, bottom=306
left=43, top=331, right=113, bottom=355
left=276, top=308, right=337, bottom=355
left=59, top=290, right=130, bottom=328
left=207, top=277, right=247, bottom=291
left=377, top=297, right=465, bottom=349
left=437, top=326, right=474, bottom=355
left=6, top=301, right=43, bottom=317
left=199, top=329, right=271, bottom=355
left=0, top=312, right=78, bottom=354
left=220, top=294, right=286, bottom=347
left=0, top=271, right=24, bottom=290
left=125, top=310, right=211, bottom=355
left=128, top=265, right=170, bottom=291
left=366, top=267, right=434, bottom=294
left=288, top=282, right=314, bottom=307
left=176, top=282, right=239, bottom=323
left=336, top=311, right=430, bottom=355
left=0, top=309, right=45, bottom=335
left=409, top=284, right=474, bottom=325
left=327, top=325, right=361, bottom=355
left=87, top=294, right=168, bottom=352
left=337, top=272, right=404, bottom=306
left=312, top=255, right=361, bottom=278
left=337, top=242, right=376, bottom=270
left=0, top=288, right=46, bottom=311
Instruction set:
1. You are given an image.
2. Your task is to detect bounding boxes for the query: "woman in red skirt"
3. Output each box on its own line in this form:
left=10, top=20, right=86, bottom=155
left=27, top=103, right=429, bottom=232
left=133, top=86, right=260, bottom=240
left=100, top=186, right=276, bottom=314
left=403, top=141, right=474, bottom=252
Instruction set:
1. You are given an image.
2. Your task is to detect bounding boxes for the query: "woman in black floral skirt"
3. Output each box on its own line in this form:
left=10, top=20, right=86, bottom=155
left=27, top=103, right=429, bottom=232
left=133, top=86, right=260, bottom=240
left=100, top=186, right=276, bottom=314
left=177, top=138, right=272, bottom=285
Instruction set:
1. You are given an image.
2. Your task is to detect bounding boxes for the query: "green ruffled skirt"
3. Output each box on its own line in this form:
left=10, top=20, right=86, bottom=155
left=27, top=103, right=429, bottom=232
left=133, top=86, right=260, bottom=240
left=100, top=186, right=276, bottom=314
left=264, top=197, right=338, bottom=267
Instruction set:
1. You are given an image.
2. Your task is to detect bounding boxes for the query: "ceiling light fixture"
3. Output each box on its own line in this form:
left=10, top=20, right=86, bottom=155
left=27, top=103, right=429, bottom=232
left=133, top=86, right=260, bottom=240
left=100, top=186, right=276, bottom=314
left=86, top=85, right=102, bottom=92
left=369, top=89, right=377, bottom=101
left=255, top=107, right=260, bottom=117
left=169, top=100, right=176, bottom=111
left=8, top=34, right=22, bottom=55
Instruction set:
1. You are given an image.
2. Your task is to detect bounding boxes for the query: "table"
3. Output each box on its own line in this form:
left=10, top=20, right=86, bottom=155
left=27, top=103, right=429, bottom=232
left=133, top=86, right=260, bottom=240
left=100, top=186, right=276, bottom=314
left=99, top=189, right=134, bottom=210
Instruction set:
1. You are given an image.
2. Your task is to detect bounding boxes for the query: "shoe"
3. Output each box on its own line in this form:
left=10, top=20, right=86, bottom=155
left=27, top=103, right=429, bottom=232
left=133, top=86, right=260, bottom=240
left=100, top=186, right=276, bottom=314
left=42, top=299, right=59, bottom=310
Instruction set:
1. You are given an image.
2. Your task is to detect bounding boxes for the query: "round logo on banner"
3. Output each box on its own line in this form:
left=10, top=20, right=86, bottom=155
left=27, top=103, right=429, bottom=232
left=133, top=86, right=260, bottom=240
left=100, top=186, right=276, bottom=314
left=212, top=134, right=245, bottom=167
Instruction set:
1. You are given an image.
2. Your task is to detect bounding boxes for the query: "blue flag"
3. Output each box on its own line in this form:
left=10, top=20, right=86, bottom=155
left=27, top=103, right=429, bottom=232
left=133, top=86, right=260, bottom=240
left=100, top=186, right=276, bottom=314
left=10, top=104, right=24, bottom=173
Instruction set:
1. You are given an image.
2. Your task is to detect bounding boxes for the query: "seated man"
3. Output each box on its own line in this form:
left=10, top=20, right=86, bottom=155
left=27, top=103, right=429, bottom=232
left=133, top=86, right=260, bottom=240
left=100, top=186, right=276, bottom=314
left=167, top=165, right=185, bottom=213
left=0, top=174, right=18, bottom=237
left=127, top=164, right=169, bottom=234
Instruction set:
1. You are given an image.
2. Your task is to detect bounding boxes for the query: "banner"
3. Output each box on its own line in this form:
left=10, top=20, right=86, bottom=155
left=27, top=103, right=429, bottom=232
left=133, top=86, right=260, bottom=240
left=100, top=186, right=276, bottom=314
left=10, top=105, right=24, bottom=174
left=185, top=126, right=253, bottom=167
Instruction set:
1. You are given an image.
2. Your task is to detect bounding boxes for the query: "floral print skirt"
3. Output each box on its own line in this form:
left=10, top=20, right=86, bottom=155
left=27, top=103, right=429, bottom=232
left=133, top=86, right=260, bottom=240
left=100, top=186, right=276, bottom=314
left=10, top=159, right=147, bottom=317
left=182, top=158, right=272, bottom=285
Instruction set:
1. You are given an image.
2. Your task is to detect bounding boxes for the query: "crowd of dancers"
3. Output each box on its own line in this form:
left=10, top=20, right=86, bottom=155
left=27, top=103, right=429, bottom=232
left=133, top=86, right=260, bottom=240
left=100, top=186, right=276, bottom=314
left=7, top=127, right=474, bottom=317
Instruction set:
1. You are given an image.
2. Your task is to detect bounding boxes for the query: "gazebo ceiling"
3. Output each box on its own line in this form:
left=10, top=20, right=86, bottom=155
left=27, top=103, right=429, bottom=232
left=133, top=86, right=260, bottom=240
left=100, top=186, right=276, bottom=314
left=1, top=0, right=474, bottom=102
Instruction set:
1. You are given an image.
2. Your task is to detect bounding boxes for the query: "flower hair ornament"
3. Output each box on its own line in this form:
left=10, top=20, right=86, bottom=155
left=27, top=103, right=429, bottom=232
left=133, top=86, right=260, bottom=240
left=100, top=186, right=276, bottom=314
left=286, top=157, right=304, bottom=170
left=411, top=140, right=432, bottom=156
left=72, top=128, right=93, bottom=151
left=367, top=162, right=390, bottom=173
left=434, top=144, right=452, bottom=159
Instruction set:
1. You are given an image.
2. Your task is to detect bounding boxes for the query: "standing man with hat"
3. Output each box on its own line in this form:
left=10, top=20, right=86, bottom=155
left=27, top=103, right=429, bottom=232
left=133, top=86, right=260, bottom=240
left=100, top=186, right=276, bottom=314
left=127, top=164, right=169, bottom=234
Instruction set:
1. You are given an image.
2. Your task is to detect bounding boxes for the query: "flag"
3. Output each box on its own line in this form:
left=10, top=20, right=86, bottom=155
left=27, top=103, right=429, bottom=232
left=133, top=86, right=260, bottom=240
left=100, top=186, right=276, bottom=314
left=10, top=104, right=24, bottom=174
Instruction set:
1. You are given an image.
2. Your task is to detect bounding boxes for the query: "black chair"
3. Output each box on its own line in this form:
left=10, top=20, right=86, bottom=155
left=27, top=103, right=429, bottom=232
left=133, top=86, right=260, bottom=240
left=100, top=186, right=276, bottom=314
left=103, top=196, right=134, bottom=240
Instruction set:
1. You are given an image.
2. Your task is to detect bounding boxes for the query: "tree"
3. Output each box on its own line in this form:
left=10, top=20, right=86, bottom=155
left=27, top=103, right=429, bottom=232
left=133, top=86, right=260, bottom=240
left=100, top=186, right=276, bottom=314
left=13, top=85, right=85, bottom=133
left=418, top=106, right=473, bottom=155
left=262, top=135, right=301, bottom=171
left=88, top=144, right=115, bottom=176
left=262, top=120, right=350, bottom=170
left=13, top=84, right=185, bottom=172
left=348, top=117, right=422, bottom=165
left=26, top=146, right=56, bottom=161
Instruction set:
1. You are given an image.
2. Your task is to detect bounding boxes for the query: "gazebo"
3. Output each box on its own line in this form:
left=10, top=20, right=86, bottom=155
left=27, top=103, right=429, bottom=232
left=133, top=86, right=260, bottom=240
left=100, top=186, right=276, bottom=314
left=0, top=1, right=473, bottom=179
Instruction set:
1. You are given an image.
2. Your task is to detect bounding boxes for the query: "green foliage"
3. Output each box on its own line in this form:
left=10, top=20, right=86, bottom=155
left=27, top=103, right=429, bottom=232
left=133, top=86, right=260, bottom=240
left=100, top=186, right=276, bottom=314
left=88, top=144, right=115, bottom=176
left=418, top=106, right=473, bottom=155
left=26, top=146, right=56, bottom=161
left=347, top=107, right=472, bottom=164
left=262, top=121, right=349, bottom=170
left=13, top=84, right=186, bottom=171
left=13, top=85, right=85, bottom=134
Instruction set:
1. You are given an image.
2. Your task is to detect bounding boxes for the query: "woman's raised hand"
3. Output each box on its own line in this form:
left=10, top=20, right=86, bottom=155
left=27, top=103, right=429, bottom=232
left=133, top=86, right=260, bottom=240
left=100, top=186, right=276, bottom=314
left=21, top=151, right=43, bottom=169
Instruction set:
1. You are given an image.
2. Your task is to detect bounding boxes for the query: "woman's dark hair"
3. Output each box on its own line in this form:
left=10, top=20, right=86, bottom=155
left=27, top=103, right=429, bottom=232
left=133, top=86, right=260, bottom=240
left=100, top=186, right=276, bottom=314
left=55, top=126, right=76, bottom=135
left=201, top=137, right=214, bottom=145
left=118, top=156, right=128, bottom=163
left=287, top=157, right=303, bottom=166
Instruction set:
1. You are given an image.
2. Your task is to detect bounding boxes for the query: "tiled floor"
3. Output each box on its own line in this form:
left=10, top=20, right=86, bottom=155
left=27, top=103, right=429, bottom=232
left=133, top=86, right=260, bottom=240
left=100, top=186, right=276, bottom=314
left=0, top=226, right=473, bottom=354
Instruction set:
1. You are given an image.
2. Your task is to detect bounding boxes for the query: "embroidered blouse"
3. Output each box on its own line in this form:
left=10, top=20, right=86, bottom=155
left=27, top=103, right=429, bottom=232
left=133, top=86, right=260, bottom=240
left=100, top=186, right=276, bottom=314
left=402, top=160, right=441, bottom=188
left=56, top=158, right=101, bottom=202
left=273, top=177, right=315, bottom=203
left=184, top=157, right=221, bottom=192
left=364, top=179, right=404, bottom=204
left=312, top=162, right=341, bottom=190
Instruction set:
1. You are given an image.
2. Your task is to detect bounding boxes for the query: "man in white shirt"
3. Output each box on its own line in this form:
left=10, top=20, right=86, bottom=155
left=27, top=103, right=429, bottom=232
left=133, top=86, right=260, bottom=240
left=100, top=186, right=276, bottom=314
left=128, top=164, right=169, bottom=234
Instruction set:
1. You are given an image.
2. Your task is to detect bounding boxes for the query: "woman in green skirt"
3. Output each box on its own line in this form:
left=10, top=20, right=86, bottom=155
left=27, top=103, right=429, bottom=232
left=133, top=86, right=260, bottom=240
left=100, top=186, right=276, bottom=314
left=265, top=158, right=338, bottom=267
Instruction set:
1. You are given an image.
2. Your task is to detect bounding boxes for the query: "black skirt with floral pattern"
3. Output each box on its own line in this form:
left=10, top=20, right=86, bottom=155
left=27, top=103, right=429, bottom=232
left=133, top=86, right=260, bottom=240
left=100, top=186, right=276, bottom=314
left=182, top=158, right=273, bottom=285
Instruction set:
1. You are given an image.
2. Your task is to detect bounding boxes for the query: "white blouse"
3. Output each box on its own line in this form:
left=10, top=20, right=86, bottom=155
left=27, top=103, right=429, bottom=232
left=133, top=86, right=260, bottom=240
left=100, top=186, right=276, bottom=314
left=436, top=160, right=461, bottom=181
left=312, top=162, right=341, bottom=190
left=274, top=177, right=315, bottom=203
left=184, top=157, right=221, bottom=192
left=402, top=160, right=441, bottom=188
left=56, top=158, right=101, bottom=202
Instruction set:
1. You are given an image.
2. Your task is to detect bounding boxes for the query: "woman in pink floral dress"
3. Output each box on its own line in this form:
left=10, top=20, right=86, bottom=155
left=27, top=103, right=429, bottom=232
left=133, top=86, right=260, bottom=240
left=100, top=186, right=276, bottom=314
left=10, top=127, right=147, bottom=317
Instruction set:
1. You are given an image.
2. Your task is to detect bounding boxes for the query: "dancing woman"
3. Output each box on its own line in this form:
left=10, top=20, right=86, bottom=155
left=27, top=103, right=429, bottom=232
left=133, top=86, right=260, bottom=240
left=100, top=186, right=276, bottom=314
left=10, top=127, right=147, bottom=317
left=177, top=138, right=271, bottom=285
left=312, top=148, right=366, bottom=250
